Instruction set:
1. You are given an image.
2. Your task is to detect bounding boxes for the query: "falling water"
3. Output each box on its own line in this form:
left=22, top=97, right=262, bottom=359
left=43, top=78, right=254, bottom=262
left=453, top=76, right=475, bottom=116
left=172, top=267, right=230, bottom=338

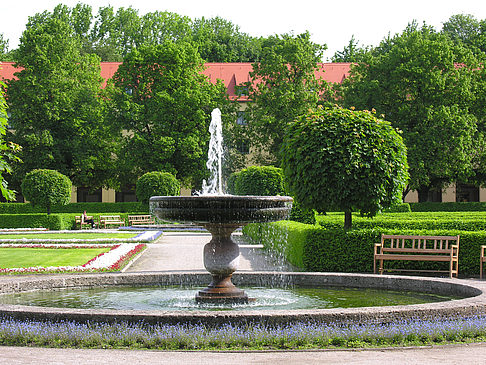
left=201, top=108, right=224, bottom=195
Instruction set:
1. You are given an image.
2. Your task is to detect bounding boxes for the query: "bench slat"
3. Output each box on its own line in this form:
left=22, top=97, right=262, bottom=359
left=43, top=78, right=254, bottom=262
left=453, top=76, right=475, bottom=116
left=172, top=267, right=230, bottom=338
left=375, top=254, right=452, bottom=262
left=381, top=248, right=453, bottom=254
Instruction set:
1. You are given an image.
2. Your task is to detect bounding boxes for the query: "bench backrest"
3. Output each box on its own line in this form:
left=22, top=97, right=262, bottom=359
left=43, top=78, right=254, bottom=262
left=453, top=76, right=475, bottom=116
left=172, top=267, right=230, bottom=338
left=381, top=234, right=459, bottom=252
left=100, top=215, right=121, bottom=221
left=128, top=215, right=152, bottom=220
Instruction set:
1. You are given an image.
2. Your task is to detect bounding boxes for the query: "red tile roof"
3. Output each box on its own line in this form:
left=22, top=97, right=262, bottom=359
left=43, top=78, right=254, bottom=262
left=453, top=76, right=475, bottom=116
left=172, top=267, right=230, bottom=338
left=1, top=61, right=351, bottom=98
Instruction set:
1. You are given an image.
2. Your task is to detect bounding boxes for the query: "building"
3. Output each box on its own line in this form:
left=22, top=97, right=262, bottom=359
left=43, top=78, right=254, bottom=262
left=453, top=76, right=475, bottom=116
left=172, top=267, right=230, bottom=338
left=1, top=61, right=480, bottom=203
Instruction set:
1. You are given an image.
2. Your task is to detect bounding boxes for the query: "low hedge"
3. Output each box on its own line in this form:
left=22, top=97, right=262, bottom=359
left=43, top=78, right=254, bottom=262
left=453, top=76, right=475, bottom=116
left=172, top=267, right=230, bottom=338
left=0, top=212, right=141, bottom=230
left=0, top=214, right=65, bottom=230
left=317, top=212, right=486, bottom=231
left=410, top=202, right=486, bottom=212
left=243, top=221, right=319, bottom=269
left=0, top=202, right=147, bottom=214
left=244, top=221, right=486, bottom=277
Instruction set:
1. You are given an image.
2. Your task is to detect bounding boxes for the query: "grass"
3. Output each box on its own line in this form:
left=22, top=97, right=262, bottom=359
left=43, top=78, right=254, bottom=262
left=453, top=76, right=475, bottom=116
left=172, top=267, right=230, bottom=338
left=0, top=233, right=139, bottom=239
left=0, top=248, right=111, bottom=268
left=0, top=315, right=485, bottom=350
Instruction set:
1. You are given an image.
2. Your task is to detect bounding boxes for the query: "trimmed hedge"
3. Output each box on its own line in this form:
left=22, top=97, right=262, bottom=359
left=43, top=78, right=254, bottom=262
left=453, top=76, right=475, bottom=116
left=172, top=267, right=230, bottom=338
left=136, top=171, right=180, bottom=204
left=243, top=221, right=315, bottom=269
left=244, top=221, right=486, bottom=277
left=0, top=202, right=147, bottom=214
left=317, top=212, right=486, bottom=231
left=0, top=214, right=65, bottom=230
left=231, top=166, right=316, bottom=224
left=410, top=202, right=486, bottom=212
left=0, top=212, right=138, bottom=230
left=383, top=203, right=411, bottom=213
left=234, top=166, right=285, bottom=196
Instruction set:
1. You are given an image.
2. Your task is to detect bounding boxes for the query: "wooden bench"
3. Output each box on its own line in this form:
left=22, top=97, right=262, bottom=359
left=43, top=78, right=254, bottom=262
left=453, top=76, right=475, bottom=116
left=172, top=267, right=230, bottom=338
left=99, top=215, right=125, bottom=229
left=481, top=246, right=486, bottom=279
left=75, top=215, right=94, bottom=230
left=128, top=215, right=155, bottom=226
left=374, top=234, right=460, bottom=278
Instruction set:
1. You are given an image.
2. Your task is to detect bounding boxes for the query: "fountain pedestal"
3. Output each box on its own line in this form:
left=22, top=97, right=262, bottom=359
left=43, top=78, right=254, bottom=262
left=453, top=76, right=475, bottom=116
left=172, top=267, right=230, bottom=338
left=150, top=195, right=293, bottom=305
left=196, top=224, right=249, bottom=304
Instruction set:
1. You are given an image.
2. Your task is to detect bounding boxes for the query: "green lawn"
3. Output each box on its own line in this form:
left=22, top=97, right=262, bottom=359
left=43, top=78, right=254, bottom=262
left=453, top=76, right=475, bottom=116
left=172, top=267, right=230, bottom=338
left=0, top=233, right=138, bottom=240
left=0, top=248, right=111, bottom=268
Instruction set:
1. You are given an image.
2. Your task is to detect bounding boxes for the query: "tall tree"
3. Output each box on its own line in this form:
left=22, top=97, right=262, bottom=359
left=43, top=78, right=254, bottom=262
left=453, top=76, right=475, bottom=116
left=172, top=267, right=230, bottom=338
left=6, top=16, right=119, bottom=191
left=192, top=17, right=263, bottom=62
left=332, top=35, right=370, bottom=62
left=339, top=22, right=482, bottom=200
left=0, top=80, right=21, bottom=201
left=106, top=42, right=235, bottom=187
left=441, top=14, right=486, bottom=56
left=0, top=33, right=14, bottom=62
left=243, top=32, right=327, bottom=164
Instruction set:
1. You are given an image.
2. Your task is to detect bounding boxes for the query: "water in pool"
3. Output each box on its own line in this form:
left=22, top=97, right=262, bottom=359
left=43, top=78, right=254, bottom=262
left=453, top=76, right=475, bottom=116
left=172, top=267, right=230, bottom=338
left=0, top=286, right=459, bottom=311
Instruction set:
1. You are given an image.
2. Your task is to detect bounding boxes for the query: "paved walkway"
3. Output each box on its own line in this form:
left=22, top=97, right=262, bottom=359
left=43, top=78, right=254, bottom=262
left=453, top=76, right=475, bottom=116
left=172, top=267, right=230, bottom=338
left=125, top=231, right=295, bottom=272
left=2, top=231, right=486, bottom=364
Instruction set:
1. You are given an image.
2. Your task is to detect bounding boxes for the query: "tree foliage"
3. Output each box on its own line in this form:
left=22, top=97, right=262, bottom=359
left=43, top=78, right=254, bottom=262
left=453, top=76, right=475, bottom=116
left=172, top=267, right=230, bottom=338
left=136, top=171, right=180, bottom=204
left=339, top=22, right=483, bottom=199
left=21, top=169, right=72, bottom=214
left=6, top=16, right=119, bottom=191
left=244, top=32, right=327, bottom=164
left=18, top=3, right=264, bottom=63
left=0, top=80, right=21, bottom=201
left=441, top=14, right=486, bottom=57
left=106, top=42, right=234, bottom=187
left=282, top=106, right=409, bottom=228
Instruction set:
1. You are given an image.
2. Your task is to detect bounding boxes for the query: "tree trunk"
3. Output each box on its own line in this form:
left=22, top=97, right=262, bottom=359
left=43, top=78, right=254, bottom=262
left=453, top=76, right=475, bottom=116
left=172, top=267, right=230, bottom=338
left=344, top=211, right=352, bottom=229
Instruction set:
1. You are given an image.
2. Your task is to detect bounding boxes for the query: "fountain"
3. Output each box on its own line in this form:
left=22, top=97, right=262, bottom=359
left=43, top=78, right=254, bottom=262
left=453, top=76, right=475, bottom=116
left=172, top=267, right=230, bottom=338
left=1, top=109, right=486, bottom=331
left=150, top=108, right=293, bottom=303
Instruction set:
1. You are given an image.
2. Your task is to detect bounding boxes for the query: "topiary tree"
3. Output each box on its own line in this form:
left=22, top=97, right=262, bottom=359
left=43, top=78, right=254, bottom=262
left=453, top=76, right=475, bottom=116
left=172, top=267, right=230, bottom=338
left=282, top=106, right=409, bottom=228
left=233, top=166, right=285, bottom=196
left=21, top=169, right=72, bottom=215
left=232, top=165, right=316, bottom=224
left=136, top=171, right=180, bottom=204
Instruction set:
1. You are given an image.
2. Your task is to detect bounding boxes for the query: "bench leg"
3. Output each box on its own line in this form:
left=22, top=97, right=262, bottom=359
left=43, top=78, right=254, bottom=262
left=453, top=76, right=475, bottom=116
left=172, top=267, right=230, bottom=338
left=481, top=258, right=483, bottom=280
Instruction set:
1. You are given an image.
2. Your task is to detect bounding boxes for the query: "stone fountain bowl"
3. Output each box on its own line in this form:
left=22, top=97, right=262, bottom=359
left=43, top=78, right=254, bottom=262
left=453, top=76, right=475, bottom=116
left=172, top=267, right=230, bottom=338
left=150, top=195, right=293, bottom=225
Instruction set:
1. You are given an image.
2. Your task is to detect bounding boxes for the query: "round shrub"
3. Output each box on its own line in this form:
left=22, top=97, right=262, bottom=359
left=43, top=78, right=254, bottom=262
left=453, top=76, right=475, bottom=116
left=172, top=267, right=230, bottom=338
left=234, top=166, right=285, bottom=196
left=21, top=169, right=72, bottom=214
left=232, top=165, right=315, bottom=224
left=136, top=171, right=180, bottom=204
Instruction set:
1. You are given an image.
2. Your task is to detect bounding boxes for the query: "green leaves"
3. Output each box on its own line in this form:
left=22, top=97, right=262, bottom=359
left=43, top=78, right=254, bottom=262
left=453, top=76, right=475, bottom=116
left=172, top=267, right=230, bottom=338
left=243, top=32, right=327, bottom=164
left=21, top=169, right=72, bottom=214
left=282, top=106, right=409, bottom=228
left=107, top=42, right=234, bottom=187
left=8, top=14, right=117, bottom=191
left=340, top=22, right=484, bottom=197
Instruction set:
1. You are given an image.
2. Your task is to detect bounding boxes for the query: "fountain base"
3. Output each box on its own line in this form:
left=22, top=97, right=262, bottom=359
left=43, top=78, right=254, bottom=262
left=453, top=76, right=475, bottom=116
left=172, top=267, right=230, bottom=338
left=195, top=275, right=254, bottom=304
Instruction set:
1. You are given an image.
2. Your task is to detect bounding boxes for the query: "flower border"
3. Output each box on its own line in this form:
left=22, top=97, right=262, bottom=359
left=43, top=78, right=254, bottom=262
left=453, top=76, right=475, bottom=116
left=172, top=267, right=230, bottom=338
left=0, top=243, right=146, bottom=274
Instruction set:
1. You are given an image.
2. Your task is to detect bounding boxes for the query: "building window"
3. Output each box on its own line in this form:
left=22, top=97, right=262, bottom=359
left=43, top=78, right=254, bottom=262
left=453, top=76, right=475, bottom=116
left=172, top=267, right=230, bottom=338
left=236, top=111, right=247, bottom=126
left=418, top=188, right=442, bottom=202
left=116, top=185, right=137, bottom=202
left=456, top=183, right=479, bottom=202
left=76, top=187, right=102, bottom=202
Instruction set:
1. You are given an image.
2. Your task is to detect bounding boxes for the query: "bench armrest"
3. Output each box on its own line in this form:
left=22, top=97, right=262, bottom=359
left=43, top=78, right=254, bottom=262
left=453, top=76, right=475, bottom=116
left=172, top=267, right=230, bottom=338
left=374, top=243, right=382, bottom=255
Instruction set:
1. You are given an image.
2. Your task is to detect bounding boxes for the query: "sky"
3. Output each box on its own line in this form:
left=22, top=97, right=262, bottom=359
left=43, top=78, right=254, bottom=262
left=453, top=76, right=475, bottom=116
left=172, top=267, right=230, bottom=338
left=2, top=0, right=486, bottom=60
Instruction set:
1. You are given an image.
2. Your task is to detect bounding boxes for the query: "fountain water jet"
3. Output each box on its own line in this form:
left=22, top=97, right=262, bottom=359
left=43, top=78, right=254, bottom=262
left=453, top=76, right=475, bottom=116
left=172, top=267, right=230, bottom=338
left=150, top=108, right=292, bottom=303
